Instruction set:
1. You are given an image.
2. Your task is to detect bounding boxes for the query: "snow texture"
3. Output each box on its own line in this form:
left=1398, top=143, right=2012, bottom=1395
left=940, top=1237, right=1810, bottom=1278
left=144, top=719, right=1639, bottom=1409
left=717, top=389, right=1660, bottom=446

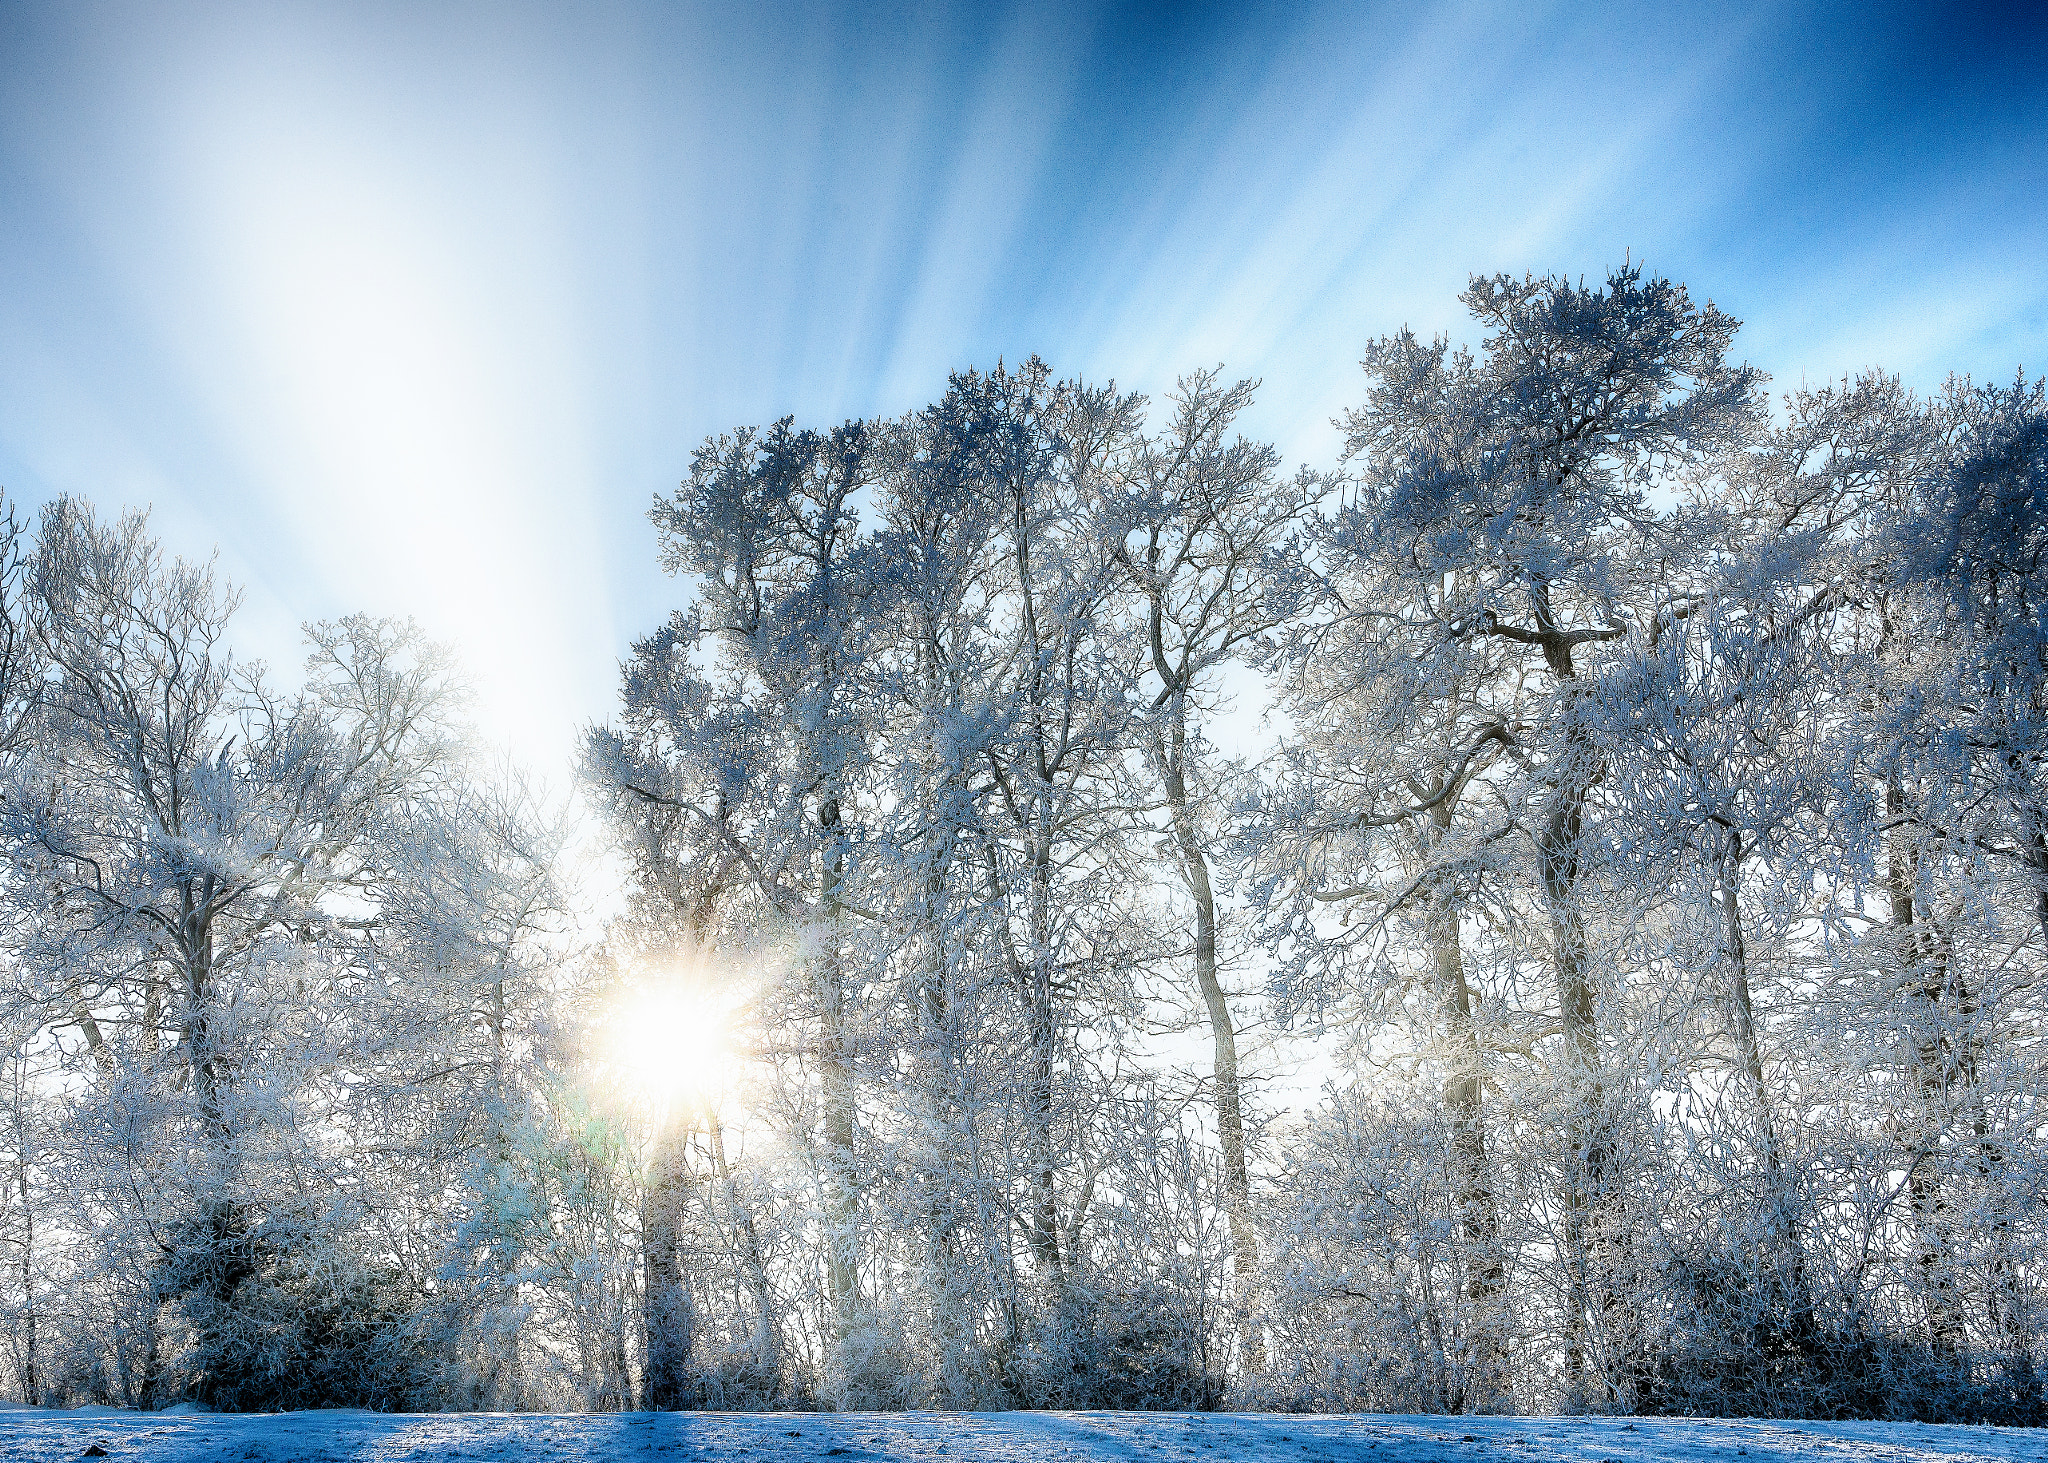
left=0, top=1411, right=2041, bottom=1463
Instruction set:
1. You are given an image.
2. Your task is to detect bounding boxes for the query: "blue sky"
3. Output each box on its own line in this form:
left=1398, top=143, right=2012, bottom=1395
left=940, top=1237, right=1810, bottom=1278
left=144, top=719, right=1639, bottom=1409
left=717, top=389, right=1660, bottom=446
left=1, top=0, right=2042, bottom=773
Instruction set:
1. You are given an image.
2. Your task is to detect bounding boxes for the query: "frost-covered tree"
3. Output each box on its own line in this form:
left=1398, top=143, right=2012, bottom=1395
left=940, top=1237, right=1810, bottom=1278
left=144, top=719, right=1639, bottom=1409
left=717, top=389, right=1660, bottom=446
left=1102, top=369, right=1309, bottom=1373
left=1877, top=374, right=2048, bottom=1416
left=6, top=261, right=2044, bottom=1422
left=587, top=417, right=886, bottom=1402
left=863, top=362, right=1182, bottom=1399
left=0, top=502, right=467, bottom=1403
left=1259, top=267, right=1762, bottom=1406
left=0, top=500, right=581, bottom=1410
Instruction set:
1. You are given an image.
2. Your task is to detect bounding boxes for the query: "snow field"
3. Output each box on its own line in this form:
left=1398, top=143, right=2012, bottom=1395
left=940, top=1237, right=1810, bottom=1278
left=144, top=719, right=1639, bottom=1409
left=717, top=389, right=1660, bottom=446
left=0, top=1411, right=2041, bottom=1463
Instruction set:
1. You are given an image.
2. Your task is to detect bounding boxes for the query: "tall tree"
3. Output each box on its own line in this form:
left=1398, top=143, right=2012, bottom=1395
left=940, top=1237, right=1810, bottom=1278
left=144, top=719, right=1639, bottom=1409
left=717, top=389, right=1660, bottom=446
left=937, top=362, right=1142, bottom=1311
left=1, top=501, right=461, bottom=1405
left=865, top=396, right=1017, bottom=1402
left=1890, top=373, right=2048, bottom=1413
left=1258, top=488, right=1524, bottom=1411
left=590, top=417, right=881, bottom=1397
left=1328, top=267, right=1762, bottom=1402
left=1105, top=369, right=1306, bottom=1375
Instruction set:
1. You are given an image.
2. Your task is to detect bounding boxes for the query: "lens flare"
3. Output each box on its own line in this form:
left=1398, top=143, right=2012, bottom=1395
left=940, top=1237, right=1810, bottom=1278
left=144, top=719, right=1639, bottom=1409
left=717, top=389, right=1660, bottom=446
left=604, top=985, right=738, bottom=1109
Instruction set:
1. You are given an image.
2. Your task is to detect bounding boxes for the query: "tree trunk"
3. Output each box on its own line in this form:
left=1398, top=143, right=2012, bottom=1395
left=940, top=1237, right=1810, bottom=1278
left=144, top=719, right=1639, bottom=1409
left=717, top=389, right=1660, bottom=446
left=1159, top=714, right=1262, bottom=1374
left=2031, top=822, right=2048, bottom=968
left=10, top=1076, right=35, bottom=1407
left=913, top=802, right=981, bottom=1403
left=1713, top=835, right=1816, bottom=1342
left=817, top=797, right=861, bottom=1361
left=1424, top=799, right=1509, bottom=1412
left=641, top=1119, right=696, bottom=1410
left=480, top=976, right=525, bottom=1409
left=1528, top=581, right=1620, bottom=1406
left=182, top=896, right=230, bottom=1154
left=176, top=915, right=258, bottom=1402
left=1889, top=775, right=1967, bottom=1355
left=1961, top=1030, right=2044, bottom=1420
left=704, top=1109, right=780, bottom=1397
left=1023, top=834, right=1064, bottom=1283
left=1541, top=776, right=1613, bottom=1404
left=135, top=1311, right=164, bottom=1411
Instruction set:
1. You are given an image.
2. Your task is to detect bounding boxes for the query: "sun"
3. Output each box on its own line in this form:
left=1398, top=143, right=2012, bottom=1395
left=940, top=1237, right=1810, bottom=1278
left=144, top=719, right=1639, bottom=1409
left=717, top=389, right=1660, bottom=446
left=604, top=984, right=739, bottom=1110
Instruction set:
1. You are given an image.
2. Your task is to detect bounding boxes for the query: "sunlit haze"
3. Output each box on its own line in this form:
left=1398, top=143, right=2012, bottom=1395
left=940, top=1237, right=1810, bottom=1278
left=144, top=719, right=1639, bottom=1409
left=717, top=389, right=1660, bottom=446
left=2, top=0, right=2042, bottom=773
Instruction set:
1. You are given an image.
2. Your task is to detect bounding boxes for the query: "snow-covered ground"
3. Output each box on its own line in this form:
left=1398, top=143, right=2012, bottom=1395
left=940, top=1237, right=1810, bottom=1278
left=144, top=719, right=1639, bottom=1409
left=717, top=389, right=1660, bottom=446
left=0, top=1410, right=2042, bottom=1463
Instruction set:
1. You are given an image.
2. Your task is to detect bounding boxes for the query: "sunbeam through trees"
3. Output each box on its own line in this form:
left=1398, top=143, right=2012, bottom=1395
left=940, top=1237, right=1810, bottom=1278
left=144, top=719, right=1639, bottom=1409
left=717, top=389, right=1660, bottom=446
left=1, top=266, right=2045, bottom=1423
